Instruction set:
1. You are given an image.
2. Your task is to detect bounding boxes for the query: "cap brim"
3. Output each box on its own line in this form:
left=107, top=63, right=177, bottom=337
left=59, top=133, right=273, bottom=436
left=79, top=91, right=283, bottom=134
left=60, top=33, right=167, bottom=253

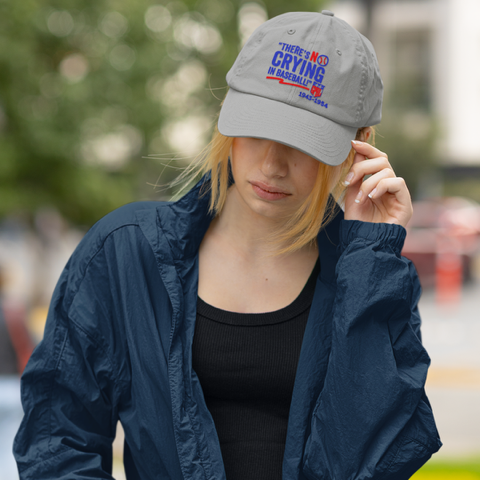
left=218, top=88, right=357, bottom=166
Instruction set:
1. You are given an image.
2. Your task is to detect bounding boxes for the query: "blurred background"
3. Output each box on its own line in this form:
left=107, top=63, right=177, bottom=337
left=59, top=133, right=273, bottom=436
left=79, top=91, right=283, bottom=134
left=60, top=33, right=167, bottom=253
left=1, top=0, right=479, bottom=478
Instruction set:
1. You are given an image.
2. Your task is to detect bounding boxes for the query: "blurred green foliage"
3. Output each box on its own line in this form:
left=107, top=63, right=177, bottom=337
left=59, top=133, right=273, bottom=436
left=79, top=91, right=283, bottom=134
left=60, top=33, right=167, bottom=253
left=412, top=455, right=480, bottom=479
left=0, top=0, right=325, bottom=226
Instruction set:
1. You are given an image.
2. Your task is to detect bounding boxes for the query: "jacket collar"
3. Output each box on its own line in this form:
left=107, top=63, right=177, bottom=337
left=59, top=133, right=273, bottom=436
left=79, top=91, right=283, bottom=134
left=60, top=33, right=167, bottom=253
left=158, top=175, right=215, bottom=262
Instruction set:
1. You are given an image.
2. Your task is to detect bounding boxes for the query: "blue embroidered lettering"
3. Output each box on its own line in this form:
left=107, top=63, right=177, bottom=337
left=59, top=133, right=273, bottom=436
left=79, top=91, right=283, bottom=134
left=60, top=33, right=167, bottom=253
left=304, top=62, right=317, bottom=79
left=272, top=51, right=283, bottom=67
left=299, top=59, right=307, bottom=75
left=280, top=53, right=293, bottom=70
left=291, top=56, right=303, bottom=73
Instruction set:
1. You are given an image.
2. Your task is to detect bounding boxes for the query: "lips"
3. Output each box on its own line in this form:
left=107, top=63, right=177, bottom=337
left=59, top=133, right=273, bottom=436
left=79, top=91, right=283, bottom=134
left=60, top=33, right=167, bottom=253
left=250, top=181, right=291, bottom=195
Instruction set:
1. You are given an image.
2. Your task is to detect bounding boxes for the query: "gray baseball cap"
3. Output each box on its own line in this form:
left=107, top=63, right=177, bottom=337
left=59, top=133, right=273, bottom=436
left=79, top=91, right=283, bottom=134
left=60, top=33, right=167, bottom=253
left=218, top=10, right=383, bottom=166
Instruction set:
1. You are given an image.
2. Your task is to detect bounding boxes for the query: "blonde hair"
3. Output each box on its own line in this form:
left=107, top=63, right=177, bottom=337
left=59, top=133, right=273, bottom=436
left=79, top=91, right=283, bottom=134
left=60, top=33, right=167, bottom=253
left=169, top=121, right=375, bottom=257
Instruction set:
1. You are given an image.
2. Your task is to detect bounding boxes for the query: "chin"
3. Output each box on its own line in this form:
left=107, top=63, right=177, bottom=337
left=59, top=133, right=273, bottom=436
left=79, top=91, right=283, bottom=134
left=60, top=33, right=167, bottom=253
left=249, top=197, right=292, bottom=220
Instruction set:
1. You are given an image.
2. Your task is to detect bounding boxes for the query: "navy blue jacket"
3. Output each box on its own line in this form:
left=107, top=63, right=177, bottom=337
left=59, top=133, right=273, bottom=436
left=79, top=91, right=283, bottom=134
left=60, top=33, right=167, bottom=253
left=14, top=175, right=442, bottom=479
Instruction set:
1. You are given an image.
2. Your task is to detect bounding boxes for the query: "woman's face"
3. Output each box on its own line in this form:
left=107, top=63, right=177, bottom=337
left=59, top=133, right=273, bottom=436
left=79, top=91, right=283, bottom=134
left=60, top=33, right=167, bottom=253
left=230, top=137, right=339, bottom=221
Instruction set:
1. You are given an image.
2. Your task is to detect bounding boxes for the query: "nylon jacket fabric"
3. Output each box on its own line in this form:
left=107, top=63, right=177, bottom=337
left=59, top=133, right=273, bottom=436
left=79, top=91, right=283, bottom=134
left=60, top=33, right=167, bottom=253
left=13, top=174, right=442, bottom=479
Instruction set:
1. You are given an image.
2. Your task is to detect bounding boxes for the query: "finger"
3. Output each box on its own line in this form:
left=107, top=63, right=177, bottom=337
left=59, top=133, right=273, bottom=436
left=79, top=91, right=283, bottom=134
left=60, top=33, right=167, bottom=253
left=365, top=177, right=412, bottom=207
left=351, top=140, right=389, bottom=160
left=343, top=159, right=393, bottom=186
left=352, top=168, right=396, bottom=203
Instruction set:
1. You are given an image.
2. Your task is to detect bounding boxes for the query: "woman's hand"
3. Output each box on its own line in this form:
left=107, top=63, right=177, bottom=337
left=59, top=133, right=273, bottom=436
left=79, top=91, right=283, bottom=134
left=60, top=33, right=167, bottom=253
left=343, top=140, right=413, bottom=228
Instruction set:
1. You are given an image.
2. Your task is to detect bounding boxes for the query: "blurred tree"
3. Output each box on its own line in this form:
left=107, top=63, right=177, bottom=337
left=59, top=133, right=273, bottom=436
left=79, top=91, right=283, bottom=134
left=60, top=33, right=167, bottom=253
left=0, top=0, right=325, bottom=226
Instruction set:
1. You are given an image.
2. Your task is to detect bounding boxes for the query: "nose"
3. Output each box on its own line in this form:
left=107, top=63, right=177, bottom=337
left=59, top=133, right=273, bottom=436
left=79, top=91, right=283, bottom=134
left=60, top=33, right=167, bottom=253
left=260, top=141, right=289, bottom=178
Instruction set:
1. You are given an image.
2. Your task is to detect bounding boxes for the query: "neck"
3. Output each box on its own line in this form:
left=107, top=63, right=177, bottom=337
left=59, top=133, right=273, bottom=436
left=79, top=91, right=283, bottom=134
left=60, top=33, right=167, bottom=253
left=209, top=185, right=315, bottom=261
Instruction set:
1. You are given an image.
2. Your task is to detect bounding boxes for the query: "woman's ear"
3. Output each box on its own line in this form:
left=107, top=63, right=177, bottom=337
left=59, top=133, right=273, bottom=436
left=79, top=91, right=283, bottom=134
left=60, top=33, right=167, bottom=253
left=361, top=127, right=372, bottom=143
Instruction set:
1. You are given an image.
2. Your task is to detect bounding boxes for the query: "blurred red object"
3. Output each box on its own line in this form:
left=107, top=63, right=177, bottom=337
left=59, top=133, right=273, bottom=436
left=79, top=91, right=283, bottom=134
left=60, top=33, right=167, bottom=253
left=2, top=300, right=35, bottom=374
left=402, top=197, right=480, bottom=290
left=435, top=233, right=462, bottom=304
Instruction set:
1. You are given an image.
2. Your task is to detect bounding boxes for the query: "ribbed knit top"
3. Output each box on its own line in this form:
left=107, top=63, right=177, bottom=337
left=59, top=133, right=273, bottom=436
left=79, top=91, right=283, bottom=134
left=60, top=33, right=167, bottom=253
left=192, top=258, right=320, bottom=480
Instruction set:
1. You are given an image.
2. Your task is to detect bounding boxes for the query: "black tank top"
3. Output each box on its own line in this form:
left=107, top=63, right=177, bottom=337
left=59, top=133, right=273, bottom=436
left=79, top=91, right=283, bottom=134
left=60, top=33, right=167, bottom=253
left=192, top=258, right=320, bottom=479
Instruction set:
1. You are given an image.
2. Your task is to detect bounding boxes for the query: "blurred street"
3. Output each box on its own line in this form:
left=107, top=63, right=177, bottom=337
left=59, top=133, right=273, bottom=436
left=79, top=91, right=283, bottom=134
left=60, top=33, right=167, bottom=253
left=420, top=275, right=480, bottom=459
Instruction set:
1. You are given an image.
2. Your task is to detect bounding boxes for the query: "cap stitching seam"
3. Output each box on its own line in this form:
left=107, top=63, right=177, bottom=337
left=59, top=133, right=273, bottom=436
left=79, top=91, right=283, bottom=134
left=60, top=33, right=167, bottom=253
left=338, top=21, right=366, bottom=124
left=355, top=33, right=367, bottom=123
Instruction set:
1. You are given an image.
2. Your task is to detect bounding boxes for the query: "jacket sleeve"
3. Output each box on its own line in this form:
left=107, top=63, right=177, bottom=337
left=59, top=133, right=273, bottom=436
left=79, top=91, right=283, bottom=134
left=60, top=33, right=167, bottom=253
left=302, top=220, right=442, bottom=480
left=13, top=247, right=122, bottom=480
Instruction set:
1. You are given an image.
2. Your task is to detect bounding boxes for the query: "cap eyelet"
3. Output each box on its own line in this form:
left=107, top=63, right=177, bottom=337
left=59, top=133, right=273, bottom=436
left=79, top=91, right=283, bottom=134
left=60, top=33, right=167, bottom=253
left=336, top=49, right=342, bottom=56
left=287, top=29, right=296, bottom=35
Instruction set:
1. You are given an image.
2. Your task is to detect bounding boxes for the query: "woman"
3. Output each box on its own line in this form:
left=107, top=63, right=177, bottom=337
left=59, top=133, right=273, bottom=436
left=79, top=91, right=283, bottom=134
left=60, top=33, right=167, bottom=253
left=14, top=10, right=442, bottom=480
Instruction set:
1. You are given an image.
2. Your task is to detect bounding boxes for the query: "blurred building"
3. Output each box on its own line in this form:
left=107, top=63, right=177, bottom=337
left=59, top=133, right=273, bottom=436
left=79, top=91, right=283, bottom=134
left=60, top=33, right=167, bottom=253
left=326, top=0, right=480, bottom=169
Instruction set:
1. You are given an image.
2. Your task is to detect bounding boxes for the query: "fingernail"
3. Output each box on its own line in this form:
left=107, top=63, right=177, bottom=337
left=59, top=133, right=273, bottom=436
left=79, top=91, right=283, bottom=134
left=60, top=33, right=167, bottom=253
left=355, top=190, right=363, bottom=203
left=351, top=140, right=359, bottom=145
left=368, top=188, right=377, bottom=198
left=343, top=171, right=354, bottom=185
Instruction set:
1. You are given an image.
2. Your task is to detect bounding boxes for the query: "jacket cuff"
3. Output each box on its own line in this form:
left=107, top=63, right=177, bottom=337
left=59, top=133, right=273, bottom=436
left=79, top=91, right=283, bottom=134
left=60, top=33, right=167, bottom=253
left=338, top=219, right=407, bottom=256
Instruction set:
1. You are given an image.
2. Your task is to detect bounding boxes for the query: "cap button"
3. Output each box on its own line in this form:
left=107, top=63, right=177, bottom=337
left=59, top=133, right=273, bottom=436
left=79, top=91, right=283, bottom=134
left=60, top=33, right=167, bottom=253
left=321, top=10, right=335, bottom=16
